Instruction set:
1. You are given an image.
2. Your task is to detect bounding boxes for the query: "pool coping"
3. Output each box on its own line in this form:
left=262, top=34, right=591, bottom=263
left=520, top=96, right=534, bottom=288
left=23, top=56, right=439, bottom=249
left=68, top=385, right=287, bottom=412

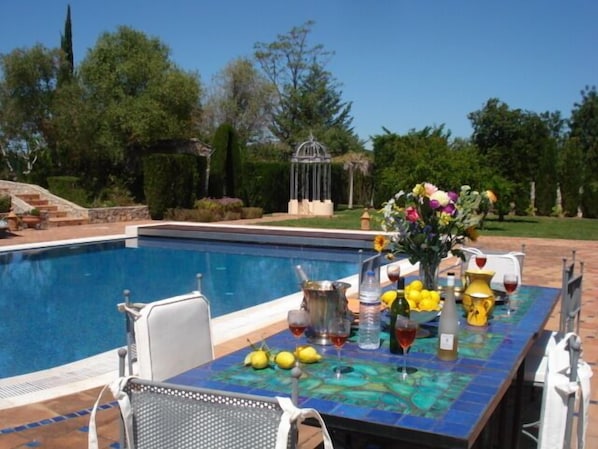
left=0, top=222, right=418, bottom=409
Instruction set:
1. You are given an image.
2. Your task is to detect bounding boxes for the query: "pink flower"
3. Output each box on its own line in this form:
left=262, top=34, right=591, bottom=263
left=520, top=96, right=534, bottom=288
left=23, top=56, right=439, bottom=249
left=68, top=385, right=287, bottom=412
left=423, top=183, right=438, bottom=197
left=405, top=206, right=419, bottom=222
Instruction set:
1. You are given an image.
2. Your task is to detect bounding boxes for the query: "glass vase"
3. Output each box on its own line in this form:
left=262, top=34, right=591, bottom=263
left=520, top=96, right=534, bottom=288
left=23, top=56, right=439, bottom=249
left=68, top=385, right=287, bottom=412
left=418, top=260, right=440, bottom=291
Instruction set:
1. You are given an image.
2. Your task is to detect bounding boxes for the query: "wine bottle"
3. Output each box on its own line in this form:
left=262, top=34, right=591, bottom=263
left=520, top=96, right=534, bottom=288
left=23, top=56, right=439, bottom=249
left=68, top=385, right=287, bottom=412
left=437, top=272, right=459, bottom=361
left=389, top=277, right=410, bottom=354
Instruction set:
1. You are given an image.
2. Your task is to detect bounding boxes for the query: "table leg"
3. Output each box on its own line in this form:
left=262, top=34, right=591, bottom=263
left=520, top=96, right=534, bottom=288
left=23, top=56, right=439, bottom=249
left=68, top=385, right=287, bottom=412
left=511, top=361, right=525, bottom=449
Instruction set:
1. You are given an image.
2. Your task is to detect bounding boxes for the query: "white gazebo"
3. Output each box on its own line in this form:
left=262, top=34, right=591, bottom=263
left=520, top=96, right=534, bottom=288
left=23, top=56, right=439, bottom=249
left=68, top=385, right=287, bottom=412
left=288, top=135, right=334, bottom=216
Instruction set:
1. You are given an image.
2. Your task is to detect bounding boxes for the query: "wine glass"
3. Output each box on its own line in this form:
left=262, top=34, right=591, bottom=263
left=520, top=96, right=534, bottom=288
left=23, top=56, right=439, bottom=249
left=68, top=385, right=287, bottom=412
left=475, top=254, right=487, bottom=270
left=503, top=273, right=519, bottom=316
left=394, top=316, right=418, bottom=380
left=386, top=263, right=401, bottom=289
left=329, top=317, right=353, bottom=378
left=287, top=309, right=310, bottom=354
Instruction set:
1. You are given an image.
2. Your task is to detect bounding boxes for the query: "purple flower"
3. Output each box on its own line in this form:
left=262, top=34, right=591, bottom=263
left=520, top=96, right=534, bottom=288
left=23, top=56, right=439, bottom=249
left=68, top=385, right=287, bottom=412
left=448, top=191, right=458, bottom=202
left=429, top=199, right=440, bottom=209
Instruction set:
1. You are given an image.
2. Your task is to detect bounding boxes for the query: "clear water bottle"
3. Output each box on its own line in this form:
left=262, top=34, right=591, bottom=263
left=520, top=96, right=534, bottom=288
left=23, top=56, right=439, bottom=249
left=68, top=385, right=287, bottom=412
left=358, top=270, right=381, bottom=350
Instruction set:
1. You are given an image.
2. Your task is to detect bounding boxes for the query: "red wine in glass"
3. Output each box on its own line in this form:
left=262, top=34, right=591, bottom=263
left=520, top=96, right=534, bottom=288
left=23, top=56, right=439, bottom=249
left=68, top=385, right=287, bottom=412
left=503, top=274, right=518, bottom=316
left=289, top=324, right=307, bottom=337
left=396, top=327, right=417, bottom=349
left=394, top=318, right=418, bottom=379
left=475, top=255, right=487, bottom=269
left=330, top=319, right=353, bottom=376
left=386, top=265, right=401, bottom=288
left=330, top=334, right=349, bottom=348
left=504, top=279, right=518, bottom=294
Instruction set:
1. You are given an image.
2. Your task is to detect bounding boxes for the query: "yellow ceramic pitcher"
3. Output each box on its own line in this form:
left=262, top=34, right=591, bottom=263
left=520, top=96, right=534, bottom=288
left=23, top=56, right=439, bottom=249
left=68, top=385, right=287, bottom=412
left=462, top=270, right=496, bottom=315
left=466, top=292, right=493, bottom=326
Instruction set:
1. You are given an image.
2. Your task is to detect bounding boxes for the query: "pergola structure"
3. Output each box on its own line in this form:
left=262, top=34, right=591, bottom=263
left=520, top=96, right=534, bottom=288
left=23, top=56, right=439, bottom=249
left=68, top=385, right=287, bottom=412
left=288, top=135, right=333, bottom=216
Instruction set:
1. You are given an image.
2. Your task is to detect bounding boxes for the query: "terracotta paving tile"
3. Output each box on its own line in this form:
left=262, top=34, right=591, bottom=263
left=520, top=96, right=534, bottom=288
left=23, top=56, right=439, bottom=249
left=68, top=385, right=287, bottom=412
left=0, top=221, right=596, bottom=448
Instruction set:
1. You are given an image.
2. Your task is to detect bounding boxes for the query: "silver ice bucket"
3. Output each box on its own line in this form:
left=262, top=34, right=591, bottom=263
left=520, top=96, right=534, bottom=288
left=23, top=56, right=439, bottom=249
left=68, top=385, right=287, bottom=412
left=301, top=280, right=351, bottom=345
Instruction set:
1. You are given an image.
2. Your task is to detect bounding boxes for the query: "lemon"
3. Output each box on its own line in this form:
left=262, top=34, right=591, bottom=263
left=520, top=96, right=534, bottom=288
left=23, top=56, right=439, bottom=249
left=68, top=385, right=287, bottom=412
left=407, top=298, right=417, bottom=310
left=408, top=290, right=422, bottom=305
left=421, top=289, right=431, bottom=299
left=250, top=350, right=269, bottom=369
left=430, top=290, right=441, bottom=304
left=410, top=280, right=424, bottom=292
left=419, top=298, right=439, bottom=312
left=296, top=346, right=322, bottom=364
left=381, top=290, right=397, bottom=305
left=244, top=351, right=256, bottom=366
left=275, top=351, right=296, bottom=370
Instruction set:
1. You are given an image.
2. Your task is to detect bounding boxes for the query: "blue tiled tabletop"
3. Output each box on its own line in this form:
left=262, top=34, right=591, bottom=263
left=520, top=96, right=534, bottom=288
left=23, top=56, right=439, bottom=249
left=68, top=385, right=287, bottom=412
left=169, top=285, right=560, bottom=449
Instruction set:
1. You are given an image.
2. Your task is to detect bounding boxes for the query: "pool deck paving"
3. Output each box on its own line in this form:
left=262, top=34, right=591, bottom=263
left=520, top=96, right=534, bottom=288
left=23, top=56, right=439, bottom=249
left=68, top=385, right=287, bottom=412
left=0, top=218, right=596, bottom=449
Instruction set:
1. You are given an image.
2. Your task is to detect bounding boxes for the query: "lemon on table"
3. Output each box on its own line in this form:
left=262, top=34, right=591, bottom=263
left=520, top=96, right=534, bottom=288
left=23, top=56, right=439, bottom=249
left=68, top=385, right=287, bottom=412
left=409, top=280, right=424, bottom=292
left=250, top=350, right=269, bottom=369
left=408, top=290, right=422, bottom=305
left=430, top=290, right=441, bottom=304
left=419, top=297, right=439, bottom=312
left=381, top=290, right=397, bottom=305
left=296, top=346, right=322, bottom=364
left=275, top=351, right=296, bottom=370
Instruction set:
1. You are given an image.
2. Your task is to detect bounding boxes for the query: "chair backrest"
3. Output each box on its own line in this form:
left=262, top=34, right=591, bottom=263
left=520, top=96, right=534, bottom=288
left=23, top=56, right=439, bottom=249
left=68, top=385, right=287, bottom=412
left=119, top=290, right=214, bottom=381
left=560, top=256, right=584, bottom=334
left=121, top=378, right=291, bottom=449
left=537, top=334, right=591, bottom=449
left=466, top=252, right=523, bottom=289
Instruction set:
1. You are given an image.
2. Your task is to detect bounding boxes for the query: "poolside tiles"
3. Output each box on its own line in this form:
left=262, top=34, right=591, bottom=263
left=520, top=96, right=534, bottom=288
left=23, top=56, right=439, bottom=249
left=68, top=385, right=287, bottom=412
left=0, top=401, right=120, bottom=448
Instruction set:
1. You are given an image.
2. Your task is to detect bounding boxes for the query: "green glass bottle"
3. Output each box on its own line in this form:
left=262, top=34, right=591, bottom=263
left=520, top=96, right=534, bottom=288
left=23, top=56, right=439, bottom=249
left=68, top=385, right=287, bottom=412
left=389, top=277, right=410, bottom=354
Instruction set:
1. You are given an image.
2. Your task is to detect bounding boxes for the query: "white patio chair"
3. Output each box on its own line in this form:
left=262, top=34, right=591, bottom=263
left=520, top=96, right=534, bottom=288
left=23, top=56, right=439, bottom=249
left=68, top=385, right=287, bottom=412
left=521, top=333, right=592, bottom=449
left=524, top=255, right=584, bottom=386
left=465, top=251, right=524, bottom=289
left=89, top=375, right=334, bottom=449
left=450, top=245, right=526, bottom=285
left=117, top=274, right=214, bottom=381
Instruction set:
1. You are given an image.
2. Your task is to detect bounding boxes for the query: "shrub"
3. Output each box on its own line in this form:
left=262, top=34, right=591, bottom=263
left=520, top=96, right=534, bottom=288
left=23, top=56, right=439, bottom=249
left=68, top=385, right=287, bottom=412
left=241, top=207, right=263, bottom=219
left=144, top=154, right=199, bottom=219
left=164, top=208, right=220, bottom=222
left=47, top=176, right=89, bottom=206
left=0, top=195, right=11, bottom=213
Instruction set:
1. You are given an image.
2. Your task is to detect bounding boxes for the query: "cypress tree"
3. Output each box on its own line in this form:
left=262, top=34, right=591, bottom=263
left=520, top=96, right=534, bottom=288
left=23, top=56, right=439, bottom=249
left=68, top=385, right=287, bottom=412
left=58, top=4, right=74, bottom=85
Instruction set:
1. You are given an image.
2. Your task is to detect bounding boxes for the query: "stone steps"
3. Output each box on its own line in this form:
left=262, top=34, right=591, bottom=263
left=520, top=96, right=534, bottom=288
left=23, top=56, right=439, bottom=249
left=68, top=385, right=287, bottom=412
left=15, top=192, right=89, bottom=228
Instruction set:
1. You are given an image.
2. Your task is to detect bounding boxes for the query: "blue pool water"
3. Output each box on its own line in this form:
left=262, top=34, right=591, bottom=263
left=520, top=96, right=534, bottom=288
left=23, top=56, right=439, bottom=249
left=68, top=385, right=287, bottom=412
left=0, top=237, right=373, bottom=378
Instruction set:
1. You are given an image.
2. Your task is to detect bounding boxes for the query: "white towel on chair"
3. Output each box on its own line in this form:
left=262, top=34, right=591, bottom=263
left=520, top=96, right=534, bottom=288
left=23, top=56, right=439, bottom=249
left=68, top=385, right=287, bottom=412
left=538, top=333, right=592, bottom=449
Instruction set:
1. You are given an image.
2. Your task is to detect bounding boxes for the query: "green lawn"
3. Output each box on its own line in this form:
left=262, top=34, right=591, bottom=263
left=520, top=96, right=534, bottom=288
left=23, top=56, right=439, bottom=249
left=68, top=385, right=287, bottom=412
left=258, top=209, right=598, bottom=241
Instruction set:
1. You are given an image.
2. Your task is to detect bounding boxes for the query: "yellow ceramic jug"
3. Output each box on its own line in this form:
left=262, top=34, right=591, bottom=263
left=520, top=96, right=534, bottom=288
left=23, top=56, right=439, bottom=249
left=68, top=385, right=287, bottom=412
left=462, top=270, right=496, bottom=314
left=466, top=292, right=493, bottom=326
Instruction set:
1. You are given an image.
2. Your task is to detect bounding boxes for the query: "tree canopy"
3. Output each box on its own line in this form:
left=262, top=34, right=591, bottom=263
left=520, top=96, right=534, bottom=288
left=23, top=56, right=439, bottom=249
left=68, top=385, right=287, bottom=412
left=254, top=20, right=361, bottom=154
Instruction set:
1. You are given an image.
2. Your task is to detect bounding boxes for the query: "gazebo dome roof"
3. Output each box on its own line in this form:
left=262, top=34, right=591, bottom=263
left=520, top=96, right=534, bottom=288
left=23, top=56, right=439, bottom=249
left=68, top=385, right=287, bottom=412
left=292, top=135, right=331, bottom=163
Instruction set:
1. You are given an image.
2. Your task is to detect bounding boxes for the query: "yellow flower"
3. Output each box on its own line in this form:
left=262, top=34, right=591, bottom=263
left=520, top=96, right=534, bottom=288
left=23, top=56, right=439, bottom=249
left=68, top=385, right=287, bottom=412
left=374, top=235, right=388, bottom=253
left=466, top=226, right=479, bottom=241
left=485, top=190, right=497, bottom=203
left=412, top=183, right=425, bottom=197
left=439, top=212, right=452, bottom=226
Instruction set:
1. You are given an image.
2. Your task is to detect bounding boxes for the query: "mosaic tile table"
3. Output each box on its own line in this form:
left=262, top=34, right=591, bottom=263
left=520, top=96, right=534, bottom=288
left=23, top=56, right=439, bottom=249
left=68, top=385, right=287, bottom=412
left=169, top=285, right=560, bottom=449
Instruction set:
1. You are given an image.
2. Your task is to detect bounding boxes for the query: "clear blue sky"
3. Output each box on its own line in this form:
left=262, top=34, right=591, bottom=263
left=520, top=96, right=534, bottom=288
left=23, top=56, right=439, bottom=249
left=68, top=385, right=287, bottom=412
left=1, top=1, right=596, bottom=146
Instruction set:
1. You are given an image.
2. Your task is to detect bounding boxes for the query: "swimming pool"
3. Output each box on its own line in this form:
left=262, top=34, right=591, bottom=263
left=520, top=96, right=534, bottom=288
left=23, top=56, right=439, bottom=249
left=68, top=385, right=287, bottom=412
left=0, top=234, right=375, bottom=378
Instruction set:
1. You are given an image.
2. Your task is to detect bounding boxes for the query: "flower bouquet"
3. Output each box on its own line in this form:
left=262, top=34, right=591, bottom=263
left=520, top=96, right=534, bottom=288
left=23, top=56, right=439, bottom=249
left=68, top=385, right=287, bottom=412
left=376, top=182, right=485, bottom=290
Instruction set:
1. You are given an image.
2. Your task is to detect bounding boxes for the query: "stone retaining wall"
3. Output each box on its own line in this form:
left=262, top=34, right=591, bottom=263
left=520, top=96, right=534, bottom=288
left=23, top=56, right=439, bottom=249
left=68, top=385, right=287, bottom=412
left=87, top=206, right=150, bottom=223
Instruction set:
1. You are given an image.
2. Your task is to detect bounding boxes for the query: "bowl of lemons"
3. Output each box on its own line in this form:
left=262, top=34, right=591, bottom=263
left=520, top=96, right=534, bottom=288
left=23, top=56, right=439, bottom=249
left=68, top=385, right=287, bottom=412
left=405, top=280, right=442, bottom=324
